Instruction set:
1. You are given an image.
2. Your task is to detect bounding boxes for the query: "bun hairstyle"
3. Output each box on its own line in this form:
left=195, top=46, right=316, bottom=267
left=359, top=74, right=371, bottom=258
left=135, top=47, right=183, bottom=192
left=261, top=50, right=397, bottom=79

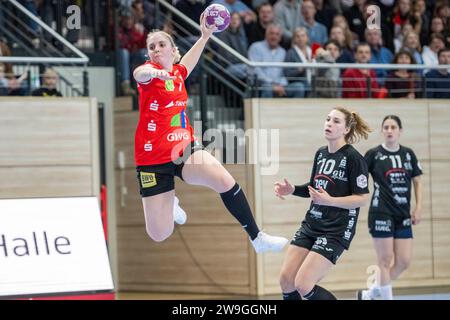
left=146, top=30, right=182, bottom=64
left=334, top=107, right=372, bottom=144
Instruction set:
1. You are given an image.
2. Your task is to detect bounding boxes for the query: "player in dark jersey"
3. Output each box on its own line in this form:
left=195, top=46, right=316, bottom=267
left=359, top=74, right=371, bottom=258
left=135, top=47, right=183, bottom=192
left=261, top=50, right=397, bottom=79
left=132, top=14, right=288, bottom=253
left=357, top=115, right=423, bottom=300
left=275, top=107, right=371, bottom=300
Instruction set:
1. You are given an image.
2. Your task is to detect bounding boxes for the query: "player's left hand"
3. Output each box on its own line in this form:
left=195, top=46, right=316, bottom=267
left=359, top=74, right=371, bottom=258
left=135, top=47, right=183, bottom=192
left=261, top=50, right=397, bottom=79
left=308, top=186, right=332, bottom=206
left=412, top=207, right=422, bottom=225
left=200, top=12, right=217, bottom=40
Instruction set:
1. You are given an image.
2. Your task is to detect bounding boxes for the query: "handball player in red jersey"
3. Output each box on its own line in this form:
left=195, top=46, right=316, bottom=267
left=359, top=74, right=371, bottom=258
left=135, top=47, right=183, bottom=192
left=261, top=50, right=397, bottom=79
left=132, top=14, right=288, bottom=253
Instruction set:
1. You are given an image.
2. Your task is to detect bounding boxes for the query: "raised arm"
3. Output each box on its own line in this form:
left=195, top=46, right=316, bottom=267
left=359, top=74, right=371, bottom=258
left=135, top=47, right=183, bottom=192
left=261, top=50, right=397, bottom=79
left=180, top=13, right=217, bottom=77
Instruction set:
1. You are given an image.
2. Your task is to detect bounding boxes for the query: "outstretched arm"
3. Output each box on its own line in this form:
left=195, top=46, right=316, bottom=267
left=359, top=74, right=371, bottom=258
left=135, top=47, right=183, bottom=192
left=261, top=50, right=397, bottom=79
left=133, top=65, right=176, bottom=84
left=180, top=13, right=217, bottom=77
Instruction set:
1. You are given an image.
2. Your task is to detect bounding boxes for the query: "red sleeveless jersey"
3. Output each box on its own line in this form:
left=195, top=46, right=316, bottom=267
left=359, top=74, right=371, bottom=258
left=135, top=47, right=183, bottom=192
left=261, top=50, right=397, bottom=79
left=134, top=62, right=195, bottom=166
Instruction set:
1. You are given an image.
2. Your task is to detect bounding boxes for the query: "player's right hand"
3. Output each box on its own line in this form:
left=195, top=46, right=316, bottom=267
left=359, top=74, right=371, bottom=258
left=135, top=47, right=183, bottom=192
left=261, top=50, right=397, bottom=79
left=150, top=69, right=176, bottom=80
left=274, top=178, right=294, bottom=200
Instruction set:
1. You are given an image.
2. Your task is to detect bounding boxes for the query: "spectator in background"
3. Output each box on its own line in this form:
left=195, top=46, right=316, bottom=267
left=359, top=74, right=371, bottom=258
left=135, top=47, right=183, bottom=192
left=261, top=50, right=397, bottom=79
left=342, top=43, right=380, bottom=98
left=0, top=63, right=8, bottom=96
left=425, top=48, right=450, bottom=99
left=142, top=0, right=156, bottom=31
left=117, top=11, right=147, bottom=95
left=173, top=0, right=211, bottom=54
left=385, top=50, right=421, bottom=98
left=32, top=68, right=63, bottom=97
left=283, top=27, right=312, bottom=97
left=344, top=0, right=367, bottom=42
left=422, top=33, right=446, bottom=67
left=216, top=0, right=257, bottom=24
left=329, top=25, right=354, bottom=63
left=362, top=1, right=394, bottom=52
left=402, top=31, right=424, bottom=65
left=314, top=40, right=341, bottom=98
left=430, top=16, right=450, bottom=46
left=300, top=0, right=328, bottom=46
left=245, top=2, right=279, bottom=46
left=273, top=0, right=304, bottom=43
left=332, top=14, right=357, bottom=49
left=174, top=0, right=211, bottom=43
left=412, top=0, right=430, bottom=46
left=0, top=39, right=13, bottom=78
left=366, top=28, right=394, bottom=85
left=389, top=0, right=414, bottom=40
left=312, top=0, right=338, bottom=31
left=394, top=23, right=414, bottom=53
left=248, top=23, right=295, bottom=97
left=433, top=2, right=449, bottom=29
left=218, top=12, right=249, bottom=79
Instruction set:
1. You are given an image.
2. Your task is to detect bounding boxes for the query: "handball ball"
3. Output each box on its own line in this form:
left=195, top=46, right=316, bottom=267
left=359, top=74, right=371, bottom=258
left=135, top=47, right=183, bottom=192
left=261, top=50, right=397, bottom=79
left=204, top=3, right=231, bottom=32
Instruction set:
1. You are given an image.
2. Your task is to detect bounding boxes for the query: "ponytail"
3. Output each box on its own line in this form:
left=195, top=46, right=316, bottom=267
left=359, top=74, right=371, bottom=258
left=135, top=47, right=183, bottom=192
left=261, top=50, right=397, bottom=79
left=334, top=107, right=372, bottom=144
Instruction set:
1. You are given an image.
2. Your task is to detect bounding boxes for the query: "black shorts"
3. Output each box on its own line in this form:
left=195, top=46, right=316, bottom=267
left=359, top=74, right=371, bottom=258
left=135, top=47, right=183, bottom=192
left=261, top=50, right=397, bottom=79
left=368, top=212, right=413, bottom=239
left=290, top=228, right=346, bottom=265
left=136, top=141, right=203, bottom=197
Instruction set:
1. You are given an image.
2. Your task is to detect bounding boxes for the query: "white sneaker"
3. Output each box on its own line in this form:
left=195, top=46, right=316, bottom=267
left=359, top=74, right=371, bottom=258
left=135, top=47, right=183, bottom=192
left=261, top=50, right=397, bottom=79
left=173, top=196, right=187, bottom=225
left=251, top=231, right=288, bottom=254
left=356, top=289, right=375, bottom=300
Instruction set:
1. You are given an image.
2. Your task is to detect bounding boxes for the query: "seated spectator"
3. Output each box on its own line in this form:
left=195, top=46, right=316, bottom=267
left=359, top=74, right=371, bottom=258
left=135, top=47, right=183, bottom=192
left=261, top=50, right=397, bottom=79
left=401, top=30, right=424, bottom=65
left=0, top=63, right=8, bottom=96
left=314, top=40, right=341, bottom=98
left=273, top=0, right=304, bottom=43
left=218, top=12, right=249, bottom=79
left=273, top=0, right=303, bottom=42
left=342, top=43, right=380, bottom=98
left=430, top=16, right=450, bottom=46
left=389, top=0, right=414, bottom=40
left=32, top=68, right=62, bottom=97
left=245, top=2, right=279, bottom=46
left=300, top=0, right=328, bottom=46
left=329, top=25, right=354, bottom=63
left=411, top=0, right=430, bottom=46
left=385, top=50, right=421, bottom=98
left=248, top=24, right=298, bottom=97
left=117, top=11, right=147, bottom=95
left=283, top=27, right=312, bottom=97
left=366, top=28, right=394, bottom=85
left=344, top=0, right=367, bottom=42
left=332, top=14, right=358, bottom=47
left=312, top=0, right=338, bottom=31
left=425, top=48, right=450, bottom=99
left=216, top=0, right=257, bottom=24
left=0, top=39, right=13, bottom=78
left=0, top=63, right=28, bottom=96
left=362, top=1, right=394, bottom=52
left=422, top=33, right=446, bottom=67
left=174, top=0, right=211, bottom=42
left=393, top=22, right=414, bottom=53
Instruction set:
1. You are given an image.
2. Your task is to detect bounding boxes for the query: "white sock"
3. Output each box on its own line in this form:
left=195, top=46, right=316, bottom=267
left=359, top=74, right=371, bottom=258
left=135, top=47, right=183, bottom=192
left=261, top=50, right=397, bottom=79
left=379, top=284, right=393, bottom=300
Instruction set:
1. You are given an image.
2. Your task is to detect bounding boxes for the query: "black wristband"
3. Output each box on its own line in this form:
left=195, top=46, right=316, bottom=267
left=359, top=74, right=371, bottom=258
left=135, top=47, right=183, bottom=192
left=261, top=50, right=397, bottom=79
left=293, top=183, right=310, bottom=198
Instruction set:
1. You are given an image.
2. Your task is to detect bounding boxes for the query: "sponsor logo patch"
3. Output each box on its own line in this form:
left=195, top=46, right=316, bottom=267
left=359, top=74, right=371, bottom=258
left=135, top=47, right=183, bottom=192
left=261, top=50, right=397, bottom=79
left=140, top=172, right=157, bottom=188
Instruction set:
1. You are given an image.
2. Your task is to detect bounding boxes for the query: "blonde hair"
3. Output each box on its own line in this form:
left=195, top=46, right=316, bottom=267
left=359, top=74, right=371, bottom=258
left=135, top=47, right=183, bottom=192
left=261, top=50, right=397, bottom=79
left=334, top=107, right=372, bottom=144
left=43, top=68, right=58, bottom=78
left=146, top=30, right=181, bottom=64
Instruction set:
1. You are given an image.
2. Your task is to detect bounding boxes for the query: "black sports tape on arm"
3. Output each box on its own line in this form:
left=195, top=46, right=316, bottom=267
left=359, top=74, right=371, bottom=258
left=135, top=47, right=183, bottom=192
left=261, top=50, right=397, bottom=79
left=293, top=183, right=310, bottom=198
